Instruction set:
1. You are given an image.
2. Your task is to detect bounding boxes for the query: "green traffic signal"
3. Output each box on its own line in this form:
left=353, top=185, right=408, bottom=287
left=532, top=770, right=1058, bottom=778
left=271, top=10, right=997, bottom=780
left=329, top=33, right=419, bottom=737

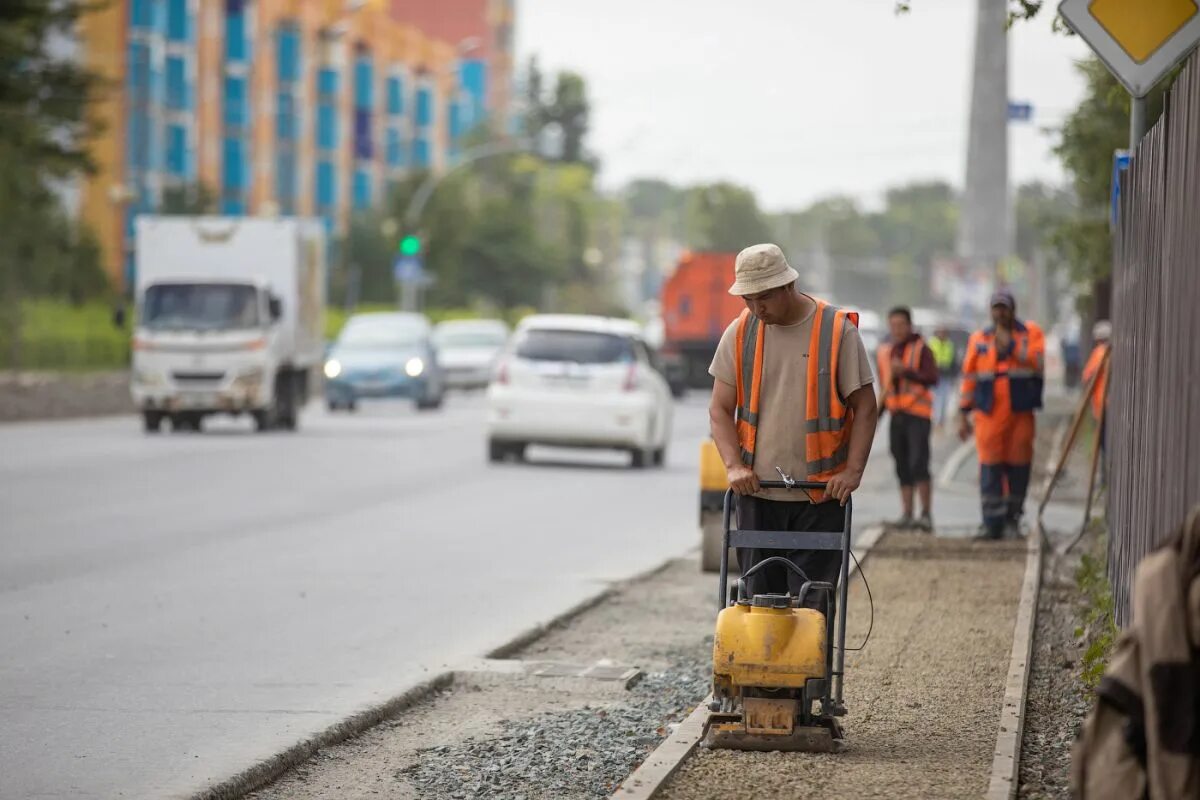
left=399, top=235, right=421, bottom=256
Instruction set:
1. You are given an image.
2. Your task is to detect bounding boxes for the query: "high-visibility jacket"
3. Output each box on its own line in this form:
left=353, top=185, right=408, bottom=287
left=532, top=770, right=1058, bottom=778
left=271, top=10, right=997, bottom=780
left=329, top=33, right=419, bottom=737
left=877, top=337, right=934, bottom=419
left=733, top=300, right=860, bottom=488
left=1082, top=342, right=1110, bottom=421
left=960, top=320, right=1046, bottom=415
left=928, top=336, right=956, bottom=371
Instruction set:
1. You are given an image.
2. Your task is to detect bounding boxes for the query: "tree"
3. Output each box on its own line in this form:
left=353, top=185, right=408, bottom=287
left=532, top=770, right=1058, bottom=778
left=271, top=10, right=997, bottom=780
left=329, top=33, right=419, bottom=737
left=683, top=182, right=773, bottom=252
left=1050, top=58, right=1174, bottom=318
left=0, top=1, right=105, bottom=367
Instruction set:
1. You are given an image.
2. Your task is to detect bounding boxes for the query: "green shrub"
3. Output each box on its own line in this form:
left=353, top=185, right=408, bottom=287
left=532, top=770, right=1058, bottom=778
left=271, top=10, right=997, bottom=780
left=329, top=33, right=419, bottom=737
left=1075, top=543, right=1119, bottom=691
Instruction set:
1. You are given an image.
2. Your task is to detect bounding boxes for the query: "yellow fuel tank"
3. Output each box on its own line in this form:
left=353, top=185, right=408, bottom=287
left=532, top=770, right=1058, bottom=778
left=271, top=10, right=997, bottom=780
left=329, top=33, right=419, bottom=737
left=713, top=604, right=827, bottom=689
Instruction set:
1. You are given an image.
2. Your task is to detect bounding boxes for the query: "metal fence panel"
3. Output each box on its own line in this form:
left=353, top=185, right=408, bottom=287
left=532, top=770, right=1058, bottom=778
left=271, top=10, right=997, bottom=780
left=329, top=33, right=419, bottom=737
left=1109, top=50, right=1200, bottom=625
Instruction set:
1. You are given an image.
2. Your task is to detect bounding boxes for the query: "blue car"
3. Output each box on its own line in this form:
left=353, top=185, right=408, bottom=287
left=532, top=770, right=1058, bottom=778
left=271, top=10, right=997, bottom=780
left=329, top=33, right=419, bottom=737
left=323, top=313, right=445, bottom=411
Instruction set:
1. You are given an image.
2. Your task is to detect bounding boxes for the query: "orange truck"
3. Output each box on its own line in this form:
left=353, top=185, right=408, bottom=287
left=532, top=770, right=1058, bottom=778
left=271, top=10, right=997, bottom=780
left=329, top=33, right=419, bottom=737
left=660, top=252, right=743, bottom=389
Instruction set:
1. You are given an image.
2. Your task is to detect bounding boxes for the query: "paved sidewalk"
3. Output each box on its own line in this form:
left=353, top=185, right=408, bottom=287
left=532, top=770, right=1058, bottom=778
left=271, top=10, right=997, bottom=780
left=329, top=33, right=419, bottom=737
left=659, top=532, right=1027, bottom=800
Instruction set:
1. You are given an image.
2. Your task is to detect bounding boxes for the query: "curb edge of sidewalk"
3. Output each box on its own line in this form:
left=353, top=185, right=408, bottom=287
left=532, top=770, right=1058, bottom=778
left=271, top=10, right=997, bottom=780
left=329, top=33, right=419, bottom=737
left=984, top=522, right=1044, bottom=800
left=611, top=523, right=887, bottom=800
left=190, top=555, right=684, bottom=800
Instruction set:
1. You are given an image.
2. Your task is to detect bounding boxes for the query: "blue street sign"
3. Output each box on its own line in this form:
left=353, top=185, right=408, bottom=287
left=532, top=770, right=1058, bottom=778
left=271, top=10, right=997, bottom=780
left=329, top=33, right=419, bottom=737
left=1111, top=149, right=1131, bottom=230
left=393, top=255, right=424, bottom=283
left=1007, top=101, right=1033, bottom=122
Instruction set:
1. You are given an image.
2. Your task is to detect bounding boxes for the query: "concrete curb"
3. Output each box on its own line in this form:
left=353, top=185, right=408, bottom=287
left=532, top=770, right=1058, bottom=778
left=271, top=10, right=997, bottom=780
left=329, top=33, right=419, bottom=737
left=190, top=555, right=683, bottom=800
left=610, top=523, right=885, bottom=800
left=984, top=523, right=1043, bottom=800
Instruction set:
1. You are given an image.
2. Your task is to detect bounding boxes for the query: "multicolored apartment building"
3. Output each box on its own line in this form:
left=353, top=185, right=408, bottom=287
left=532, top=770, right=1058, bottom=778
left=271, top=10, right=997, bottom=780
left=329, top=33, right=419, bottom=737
left=80, top=0, right=516, bottom=291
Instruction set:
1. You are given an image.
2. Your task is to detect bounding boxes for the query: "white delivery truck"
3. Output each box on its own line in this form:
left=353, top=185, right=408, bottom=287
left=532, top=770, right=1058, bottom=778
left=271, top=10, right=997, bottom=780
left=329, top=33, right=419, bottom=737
left=131, top=216, right=326, bottom=433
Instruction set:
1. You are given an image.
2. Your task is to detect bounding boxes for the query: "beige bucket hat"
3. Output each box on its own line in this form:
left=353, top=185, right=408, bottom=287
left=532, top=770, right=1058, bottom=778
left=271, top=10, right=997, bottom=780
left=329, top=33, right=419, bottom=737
left=728, top=243, right=800, bottom=296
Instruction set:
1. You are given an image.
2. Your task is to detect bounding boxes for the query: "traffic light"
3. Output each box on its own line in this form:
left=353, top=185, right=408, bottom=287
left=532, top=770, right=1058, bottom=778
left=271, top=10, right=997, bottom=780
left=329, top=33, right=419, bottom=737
left=399, top=234, right=421, bottom=256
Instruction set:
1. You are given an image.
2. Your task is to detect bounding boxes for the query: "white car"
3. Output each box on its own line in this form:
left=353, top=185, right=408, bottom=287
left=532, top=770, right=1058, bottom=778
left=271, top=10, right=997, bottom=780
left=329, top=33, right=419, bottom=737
left=433, top=319, right=510, bottom=390
left=486, top=315, right=674, bottom=468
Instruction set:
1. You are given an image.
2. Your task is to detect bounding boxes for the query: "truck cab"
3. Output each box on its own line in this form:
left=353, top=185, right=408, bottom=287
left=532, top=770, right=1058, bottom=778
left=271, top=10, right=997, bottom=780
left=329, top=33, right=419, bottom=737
left=131, top=216, right=326, bottom=433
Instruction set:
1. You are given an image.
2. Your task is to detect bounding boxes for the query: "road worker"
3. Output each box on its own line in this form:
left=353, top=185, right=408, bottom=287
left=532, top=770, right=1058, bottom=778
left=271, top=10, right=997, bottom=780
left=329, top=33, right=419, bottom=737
left=928, top=325, right=959, bottom=427
left=877, top=306, right=938, bottom=531
left=1082, top=320, right=1111, bottom=426
left=1082, top=320, right=1111, bottom=476
left=958, top=291, right=1045, bottom=540
left=708, top=244, right=878, bottom=604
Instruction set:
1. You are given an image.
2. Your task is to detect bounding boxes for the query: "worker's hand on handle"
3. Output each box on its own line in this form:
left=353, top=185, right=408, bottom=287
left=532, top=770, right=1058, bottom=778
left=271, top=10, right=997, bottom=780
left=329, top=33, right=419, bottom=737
left=727, top=464, right=761, bottom=496
left=825, top=468, right=862, bottom=506
left=957, top=413, right=973, bottom=442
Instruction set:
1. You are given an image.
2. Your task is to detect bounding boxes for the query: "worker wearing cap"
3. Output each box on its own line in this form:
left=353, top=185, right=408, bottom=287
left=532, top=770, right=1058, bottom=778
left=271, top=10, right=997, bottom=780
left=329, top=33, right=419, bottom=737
left=709, top=244, right=878, bottom=604
left=877, top=306, right=938, bottom=532
left=958, top=291, right=1046, bottom=540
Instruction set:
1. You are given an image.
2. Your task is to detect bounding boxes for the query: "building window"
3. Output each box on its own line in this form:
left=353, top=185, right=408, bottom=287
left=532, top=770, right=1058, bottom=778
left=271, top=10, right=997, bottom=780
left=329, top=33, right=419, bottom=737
left=415, top=86, right=432, bottom=127
left=127, top=41, right=151, bottom=92
left=413, top=136, right=430, bottom=169
left=167, top=0, right=189, bottom=41
left=386, top=127, right=404, bottom=168
left=354, top=53, right=374, bottom=160
left=352, top=169, right=371, bottom=210
left=127, top=112, right=150, bottom=170
left=165, top=56, right=188, bottom=110
left=166, top=124, right=188, bottom=177
left=223, top=76, right=247, bottom=128
left=131, top=0, right=154, bottom=30
left=276, top=152, right=296, bottom=214
left=277, top=24, right=300, bottom=83
left=225, top=0, right=248, bottom=63
left=315, top=160, right=336, bottom=210
left=223, top=137, right=246, bottom=190
left=387, top=75, right=404, bottom=116
left=277, top=92, right=296, bottom=141
left=317, top=68, right=338, bottom=150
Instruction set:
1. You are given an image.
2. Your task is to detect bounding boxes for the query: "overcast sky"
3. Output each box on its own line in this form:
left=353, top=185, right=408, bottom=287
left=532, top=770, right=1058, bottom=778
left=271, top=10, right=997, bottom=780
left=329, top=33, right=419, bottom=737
left=515, top=0, right=1093, bottom=211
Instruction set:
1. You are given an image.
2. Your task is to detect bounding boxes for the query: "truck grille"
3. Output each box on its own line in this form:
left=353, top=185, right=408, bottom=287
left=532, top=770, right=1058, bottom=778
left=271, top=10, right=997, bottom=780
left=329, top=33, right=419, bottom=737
left=172, top=371, right=226, bottom=383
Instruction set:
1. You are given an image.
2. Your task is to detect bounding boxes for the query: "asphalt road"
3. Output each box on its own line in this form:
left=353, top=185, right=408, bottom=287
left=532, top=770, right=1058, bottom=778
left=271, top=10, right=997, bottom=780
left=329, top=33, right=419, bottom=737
left=0, top=393, right=905, bottom=800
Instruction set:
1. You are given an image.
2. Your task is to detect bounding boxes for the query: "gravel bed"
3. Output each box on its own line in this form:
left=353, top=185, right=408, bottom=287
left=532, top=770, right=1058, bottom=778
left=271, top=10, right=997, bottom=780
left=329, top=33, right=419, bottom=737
left=1017, top=532, right=1094, bottom=799
left=659, top=533, right=1027, bottom=800
left=0, top=370, right=132, bottom=422
left=247, top=558, right=716, bottom=800
left=401, top=655, right=708, bottom=799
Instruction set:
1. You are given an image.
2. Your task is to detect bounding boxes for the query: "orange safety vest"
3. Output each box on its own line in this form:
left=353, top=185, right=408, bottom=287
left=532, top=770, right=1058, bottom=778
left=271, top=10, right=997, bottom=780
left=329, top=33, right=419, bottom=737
left=877, top=338, right=933, bottom=420
left=959, top=320, right=1046, bottom=415
left=1082, top=342, right=1110, bottom=421
left=732, top=300, right=860, bottom=491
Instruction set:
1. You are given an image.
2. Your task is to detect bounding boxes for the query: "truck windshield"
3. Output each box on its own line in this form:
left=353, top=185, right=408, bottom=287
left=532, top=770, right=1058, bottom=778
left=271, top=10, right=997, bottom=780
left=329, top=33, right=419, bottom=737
left=142, top=283, right=261, bottom=331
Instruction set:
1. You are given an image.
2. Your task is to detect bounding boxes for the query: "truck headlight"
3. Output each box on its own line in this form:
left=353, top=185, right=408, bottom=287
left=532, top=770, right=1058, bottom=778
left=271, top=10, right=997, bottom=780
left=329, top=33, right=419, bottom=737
left=233, top=368, right=264, bottom=390
left=324, top=359, right=342, bottom=379
left=405, top=357, right=425, bottom=377
left=135, top=369, right=165, bottom=387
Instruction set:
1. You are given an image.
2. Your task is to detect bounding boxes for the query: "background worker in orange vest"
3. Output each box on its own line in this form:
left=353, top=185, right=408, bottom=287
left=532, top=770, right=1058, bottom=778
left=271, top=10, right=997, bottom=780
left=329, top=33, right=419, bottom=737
left=708, top=244, right=878, bottom=604
left=958, top=291, right=1046, bottom=540
left=1082, top=320, right=1111, bottom=473
left=877, top=306, right=939, bottom=532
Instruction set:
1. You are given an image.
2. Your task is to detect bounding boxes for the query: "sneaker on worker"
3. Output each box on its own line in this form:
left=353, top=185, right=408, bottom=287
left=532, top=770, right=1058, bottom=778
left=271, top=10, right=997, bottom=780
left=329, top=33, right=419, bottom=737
left=916, top=513, right=934, bottom=533
left=888, top=514, right=916, bottom=530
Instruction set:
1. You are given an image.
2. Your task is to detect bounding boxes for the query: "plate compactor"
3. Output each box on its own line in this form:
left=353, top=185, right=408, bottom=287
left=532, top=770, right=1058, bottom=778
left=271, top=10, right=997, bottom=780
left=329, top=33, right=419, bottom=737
left=703, top=479, right=853, bottom=753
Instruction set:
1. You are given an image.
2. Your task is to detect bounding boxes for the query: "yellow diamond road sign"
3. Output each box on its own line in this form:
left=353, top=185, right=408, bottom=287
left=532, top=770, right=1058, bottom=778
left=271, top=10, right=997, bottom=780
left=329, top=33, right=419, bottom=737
left=1059, top=0, right=1200, bottom=96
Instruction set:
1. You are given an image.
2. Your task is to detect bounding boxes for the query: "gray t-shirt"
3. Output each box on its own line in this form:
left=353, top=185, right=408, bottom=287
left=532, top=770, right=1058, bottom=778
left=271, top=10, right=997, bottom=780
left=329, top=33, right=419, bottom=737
left=709, top=304, right=874, bottom=501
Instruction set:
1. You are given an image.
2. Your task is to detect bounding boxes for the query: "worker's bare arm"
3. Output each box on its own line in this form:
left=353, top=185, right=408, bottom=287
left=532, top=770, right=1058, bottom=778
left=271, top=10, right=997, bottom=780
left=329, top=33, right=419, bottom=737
left=709, top=379, right=760, bottom=495
left=826, top=384, right=878, bottom=505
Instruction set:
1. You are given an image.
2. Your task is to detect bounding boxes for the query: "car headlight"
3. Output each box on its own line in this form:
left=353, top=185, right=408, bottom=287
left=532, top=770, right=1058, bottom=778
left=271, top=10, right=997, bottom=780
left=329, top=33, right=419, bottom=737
left=324, top=359, right=342, bottom=379
left=405, top=357, right=425, bottom=377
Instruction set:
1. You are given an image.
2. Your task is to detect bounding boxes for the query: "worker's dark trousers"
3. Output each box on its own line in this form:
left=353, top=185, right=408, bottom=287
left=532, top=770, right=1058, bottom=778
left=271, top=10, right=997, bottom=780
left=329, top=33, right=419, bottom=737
left=736, top=496, right=845, bottom=610
left=980, top=463, right=1031, bottom=536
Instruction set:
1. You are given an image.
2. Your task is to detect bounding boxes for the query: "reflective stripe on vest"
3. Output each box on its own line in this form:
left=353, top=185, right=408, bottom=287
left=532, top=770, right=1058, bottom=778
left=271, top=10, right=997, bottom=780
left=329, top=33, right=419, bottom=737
left=879, top=339, right=933, bottom=419
left=733, top=301, right=859, bottom=492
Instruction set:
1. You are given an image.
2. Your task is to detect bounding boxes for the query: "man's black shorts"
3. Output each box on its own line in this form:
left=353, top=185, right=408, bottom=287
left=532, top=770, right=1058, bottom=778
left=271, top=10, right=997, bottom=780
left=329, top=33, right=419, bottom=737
left=890, top=411, right=931, bottom=486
